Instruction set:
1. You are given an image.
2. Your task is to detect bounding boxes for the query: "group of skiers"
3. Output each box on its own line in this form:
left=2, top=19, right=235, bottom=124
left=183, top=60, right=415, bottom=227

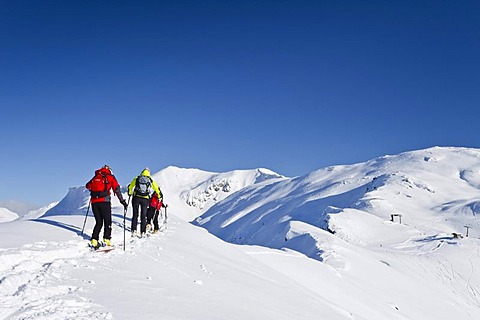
left=85, top=165, right=167, bottom=250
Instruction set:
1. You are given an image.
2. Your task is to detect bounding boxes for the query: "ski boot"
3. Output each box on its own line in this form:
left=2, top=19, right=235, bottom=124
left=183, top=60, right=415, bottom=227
left=89, top=239, right=100, bottom=250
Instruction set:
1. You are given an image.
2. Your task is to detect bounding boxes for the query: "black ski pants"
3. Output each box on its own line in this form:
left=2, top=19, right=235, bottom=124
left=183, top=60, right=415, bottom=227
left=146, top=206, right=160, bottom=231
left=131, top=196, right=149, bottom=234
left=91, top=201, right=112, bottom=241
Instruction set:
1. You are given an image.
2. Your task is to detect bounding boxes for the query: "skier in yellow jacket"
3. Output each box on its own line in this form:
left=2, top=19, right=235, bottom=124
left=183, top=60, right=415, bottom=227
left=128, top=168, right=162, bottom=237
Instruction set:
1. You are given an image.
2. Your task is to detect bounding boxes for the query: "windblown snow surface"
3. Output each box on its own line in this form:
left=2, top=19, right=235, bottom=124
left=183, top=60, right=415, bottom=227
left=1, top=147, right=480, bottom=319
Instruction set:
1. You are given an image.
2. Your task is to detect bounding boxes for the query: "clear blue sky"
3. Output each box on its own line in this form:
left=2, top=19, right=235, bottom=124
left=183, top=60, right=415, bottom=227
left=1, top=0, right=479, bottom=206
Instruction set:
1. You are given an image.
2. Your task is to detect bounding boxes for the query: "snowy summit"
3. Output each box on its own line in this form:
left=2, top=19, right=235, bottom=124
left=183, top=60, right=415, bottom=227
left=1, top=146, right=480, bottom=319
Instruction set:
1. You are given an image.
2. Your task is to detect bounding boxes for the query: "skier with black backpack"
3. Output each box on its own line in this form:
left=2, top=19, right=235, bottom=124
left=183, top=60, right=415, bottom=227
left=127, top=167, right=161, bottom=237
left=85, top=165, right=128, bottom=249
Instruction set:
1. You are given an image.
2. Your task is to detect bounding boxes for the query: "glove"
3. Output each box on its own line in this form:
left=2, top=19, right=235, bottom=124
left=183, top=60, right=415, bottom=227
left=121, top=199, right=128, bottom=210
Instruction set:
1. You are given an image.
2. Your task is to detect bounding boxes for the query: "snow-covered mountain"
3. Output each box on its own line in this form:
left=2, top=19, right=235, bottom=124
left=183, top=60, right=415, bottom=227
left=41, top=187, right=91, bottom=218
left=40, top=166, right=285, bottom=221
left=195, top=146, right=480, bottom=259
left=0, top=207, right=18, bottom=223
left=1, top=146, right=480, bottom=319
left=22, top=201, right=60, bottom=220
left=0, top=200, right=38, bottom=219
left=151, top=166, right=285, bottom=221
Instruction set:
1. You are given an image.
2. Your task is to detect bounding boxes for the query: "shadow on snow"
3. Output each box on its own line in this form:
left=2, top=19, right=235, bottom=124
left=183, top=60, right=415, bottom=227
left=30, top=212, right=132, bottom=240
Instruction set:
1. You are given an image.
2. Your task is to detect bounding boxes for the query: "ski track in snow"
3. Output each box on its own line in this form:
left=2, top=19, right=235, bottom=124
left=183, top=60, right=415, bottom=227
left=466, top=245, right=480, bottom=301
left=0, top=225, right=172, bottom=320
left=0, top=240, right=113, bottom=319
left=389, top=236, right=480, bottom=311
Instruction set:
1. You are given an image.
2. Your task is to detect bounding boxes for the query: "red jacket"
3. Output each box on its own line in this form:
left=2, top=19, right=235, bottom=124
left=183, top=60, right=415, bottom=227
left=149, top=192, right=163, bottom=211
left=86, top=167, right=123, bottom=204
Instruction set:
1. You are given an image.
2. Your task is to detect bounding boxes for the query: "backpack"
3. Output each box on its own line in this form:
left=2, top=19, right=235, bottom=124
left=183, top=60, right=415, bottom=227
left=150, top=192, right=163, bottom=210
left=90, top=173, right=109, bottom=198
left=135, top=175, right=151, bottom=196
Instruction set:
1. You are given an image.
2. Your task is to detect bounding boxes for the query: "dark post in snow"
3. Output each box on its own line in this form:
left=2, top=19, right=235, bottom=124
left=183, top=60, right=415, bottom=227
left=464, top=225, right=470, bottom=237
left=390, top=213, right=402, bottom=224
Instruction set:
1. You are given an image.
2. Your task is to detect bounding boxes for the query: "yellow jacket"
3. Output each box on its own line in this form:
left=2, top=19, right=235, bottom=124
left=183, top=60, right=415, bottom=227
left=128, top=168, right=161, bottom=199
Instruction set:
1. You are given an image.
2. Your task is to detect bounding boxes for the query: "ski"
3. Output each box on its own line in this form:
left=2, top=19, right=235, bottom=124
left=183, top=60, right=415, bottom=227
left=88, top=242, right=115, bottom=252
left=93, top=246, right=115, bottom=253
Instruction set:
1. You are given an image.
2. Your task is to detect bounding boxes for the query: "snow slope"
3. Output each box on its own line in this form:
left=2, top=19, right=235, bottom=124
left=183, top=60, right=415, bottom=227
left=1, top=146, right=480, bottom=319
left=195, top=146, right=480, bottom=251
left=0, top=214, right=352, bottom=320
left=193, top=146, right=480, bottom=318
left=0, top=208, right=18, bottom=223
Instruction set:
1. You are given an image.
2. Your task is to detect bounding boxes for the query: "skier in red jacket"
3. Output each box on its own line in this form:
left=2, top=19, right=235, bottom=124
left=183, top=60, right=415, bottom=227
left=86, top=165, right=128, bottom=249
left=146, top=191, right=166, bottom=234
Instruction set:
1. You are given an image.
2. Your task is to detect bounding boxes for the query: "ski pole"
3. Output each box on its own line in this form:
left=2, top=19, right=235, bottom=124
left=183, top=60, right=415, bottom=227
left=124, top=194, right=131, bottom=251
left=164, top=204, right=168, bottom=225
left=81, top=199, right=91, bottom=236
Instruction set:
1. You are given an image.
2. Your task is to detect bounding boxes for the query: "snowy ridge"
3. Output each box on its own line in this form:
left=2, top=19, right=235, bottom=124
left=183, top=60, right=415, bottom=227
left=151, top=166, right=285, bottom=221
left=0, top=207, right=18, bottom=223
left=41, top=187, right=91, bottom=218
left=0, top=201, right=38, bottom=219
left=37, top=166, right=283, bottom=222
left=176, top=167, right=283, bottom=220
left=195, top=146, right=480, bottom=257
left=22, top=201, right=60, bottom=220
